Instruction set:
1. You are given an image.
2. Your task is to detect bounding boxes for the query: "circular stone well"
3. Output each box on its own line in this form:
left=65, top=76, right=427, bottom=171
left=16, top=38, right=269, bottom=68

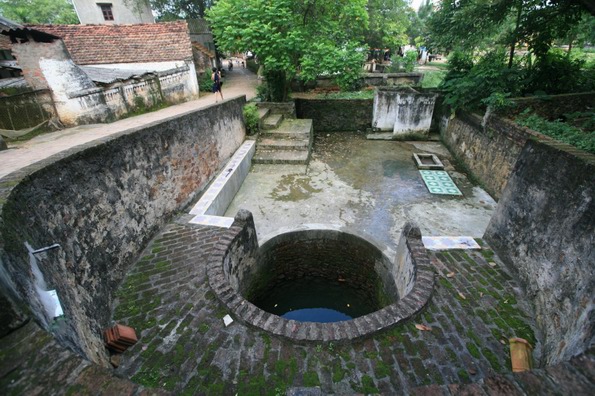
left=249, top=230, right=398, bottom=322
left=208, top=222, right=435, bottom=343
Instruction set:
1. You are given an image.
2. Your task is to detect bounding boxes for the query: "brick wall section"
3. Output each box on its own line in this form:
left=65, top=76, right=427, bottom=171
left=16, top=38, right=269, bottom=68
left=28, top=21, right=193, bottom=65
left=484, top=138, right=595, bottom=365
left=295, top=98, right=373, bottom=132
left=0, top=97, right=246, bottom=365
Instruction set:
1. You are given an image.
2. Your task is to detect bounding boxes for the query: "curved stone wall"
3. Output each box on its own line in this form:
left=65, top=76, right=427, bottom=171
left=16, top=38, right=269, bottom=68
left=0, top=97, right=247, bottom=365
left=208, top=212, right=435, bottom=342
left=246, top=229, right=398, bottom=313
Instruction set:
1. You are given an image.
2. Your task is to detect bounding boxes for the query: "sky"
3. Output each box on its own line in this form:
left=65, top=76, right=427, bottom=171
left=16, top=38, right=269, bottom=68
left=410, top=0, right=424, bottom=11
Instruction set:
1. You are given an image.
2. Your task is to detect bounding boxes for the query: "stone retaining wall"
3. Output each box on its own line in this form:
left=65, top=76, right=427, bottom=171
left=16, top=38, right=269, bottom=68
left=0, top=97, right=247, bottom=365
left=208, top=211, right=435, bottom=343
left=440, top=111, right=533, bottom=199
left=440, top=94, right=594, bottom=365
left=295, top=98, right=373, bottom=132
left=484, top=138, right=594, bottom=365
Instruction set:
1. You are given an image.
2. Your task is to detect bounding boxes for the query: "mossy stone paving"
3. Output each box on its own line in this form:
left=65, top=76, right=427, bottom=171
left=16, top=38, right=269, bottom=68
left=113, top=223, right=539, bottom=394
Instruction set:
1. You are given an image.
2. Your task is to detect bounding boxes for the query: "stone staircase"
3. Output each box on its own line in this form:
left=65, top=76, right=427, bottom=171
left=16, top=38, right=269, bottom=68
left=253, top=105, right=313, bottom=165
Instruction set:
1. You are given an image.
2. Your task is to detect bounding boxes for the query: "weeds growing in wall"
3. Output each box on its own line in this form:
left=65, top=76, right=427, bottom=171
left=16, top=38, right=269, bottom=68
left=515, top=110, right=595, bottom=154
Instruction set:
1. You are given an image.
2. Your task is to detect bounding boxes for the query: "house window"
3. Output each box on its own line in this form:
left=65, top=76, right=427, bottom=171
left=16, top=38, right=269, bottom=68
left=98, top=4, right=114, bottom=21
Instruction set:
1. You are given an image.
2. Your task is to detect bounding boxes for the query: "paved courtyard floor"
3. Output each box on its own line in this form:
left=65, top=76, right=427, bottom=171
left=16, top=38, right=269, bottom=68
left=111, top=133, right=539, bottom=394
left=113, top=222, right=538, bottom=394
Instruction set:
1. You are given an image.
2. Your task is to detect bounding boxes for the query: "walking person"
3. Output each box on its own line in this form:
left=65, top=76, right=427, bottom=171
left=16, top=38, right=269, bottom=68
left=211, top=67, right=223, bottom=102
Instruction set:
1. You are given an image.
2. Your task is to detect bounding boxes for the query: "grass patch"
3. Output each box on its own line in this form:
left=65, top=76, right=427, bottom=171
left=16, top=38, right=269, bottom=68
left=312, top=90, right=375, bottom=100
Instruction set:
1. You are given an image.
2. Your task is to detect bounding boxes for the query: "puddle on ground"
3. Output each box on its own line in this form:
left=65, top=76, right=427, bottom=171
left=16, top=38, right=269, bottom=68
left=270, top=174, right=323, bottom=202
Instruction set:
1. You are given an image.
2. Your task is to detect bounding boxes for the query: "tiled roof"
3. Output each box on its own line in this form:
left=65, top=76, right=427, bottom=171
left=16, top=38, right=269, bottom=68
left=27, top=21, right=193, bottom=65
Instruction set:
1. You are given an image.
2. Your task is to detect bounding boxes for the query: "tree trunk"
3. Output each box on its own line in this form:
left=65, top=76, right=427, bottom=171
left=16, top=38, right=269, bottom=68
left=508, top=1, right=523, bottom=69
left=264, top=69, right=290, bottom=102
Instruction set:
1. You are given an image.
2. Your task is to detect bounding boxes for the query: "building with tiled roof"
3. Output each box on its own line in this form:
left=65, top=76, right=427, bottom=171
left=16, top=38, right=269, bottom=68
left=2, top=20, right=199, bottom=127
left=72, top=0, right=154, bottom=25
left=28, top=21, right=193, bottom=65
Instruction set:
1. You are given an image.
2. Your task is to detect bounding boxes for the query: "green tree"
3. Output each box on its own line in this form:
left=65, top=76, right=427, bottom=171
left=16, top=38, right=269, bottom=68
left=407, top=0, right=434, bottom=48
left=206, top=0, right=369, bottom=101
left=0, top=0, right=79, bottom=24
left=145, top=0, right=214, bottom=20
left=365, top=0, right=410, bottom=49
left=428, top=0, right=587, bottom=66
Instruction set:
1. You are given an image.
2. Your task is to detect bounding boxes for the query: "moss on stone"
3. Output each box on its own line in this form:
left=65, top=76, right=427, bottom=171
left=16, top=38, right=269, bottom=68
left=155, top=260, right=170, bottom=270
left=482, top=348, right=503, bottom=372
left=332, top=362, right=345, bottom=382
left=375, top=360, right=391, bottom=379
left=131, top=368, right=161, bottom=388
left=151, top=246, right=165, bottom=254
left=438, top=277, right=454, bottom=290
left=198, top=323, right=210, bottom=334
left=359, top=375, right=379, bottom=394
left=466, top=342, right=481, bottom=359
left=457, top=369, right=470, bottom=382
left=445, top=347, right=457, bottom=361
left=302, top=370, right=320, bottom=387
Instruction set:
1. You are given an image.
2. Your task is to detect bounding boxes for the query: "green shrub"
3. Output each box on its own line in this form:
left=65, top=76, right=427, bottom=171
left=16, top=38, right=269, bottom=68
left=402, top=50, right=419, bottom=72
left=516, top=111, right=595, bottom=154
left=524, top=50, right=589, bottom=95
left=198, top=72, right=214, bottom=93
left=440, top=50, right=524, bottom=112
left=421, top=70, right=447, bottom=89
left=243, top=103, right=259, bottom=135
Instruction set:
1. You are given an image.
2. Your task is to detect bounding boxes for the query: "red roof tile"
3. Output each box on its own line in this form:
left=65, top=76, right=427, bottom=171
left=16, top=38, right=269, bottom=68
left=26, top=21, right=192, bottom=65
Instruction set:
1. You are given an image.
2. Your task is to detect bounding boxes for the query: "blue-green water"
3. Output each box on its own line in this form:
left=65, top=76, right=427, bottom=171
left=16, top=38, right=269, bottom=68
left=252, top=277, right=377, bottom=323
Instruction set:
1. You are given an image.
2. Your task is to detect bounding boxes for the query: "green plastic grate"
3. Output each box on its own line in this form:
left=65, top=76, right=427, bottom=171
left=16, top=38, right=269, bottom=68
left=419, top=170, right=462, bottom=196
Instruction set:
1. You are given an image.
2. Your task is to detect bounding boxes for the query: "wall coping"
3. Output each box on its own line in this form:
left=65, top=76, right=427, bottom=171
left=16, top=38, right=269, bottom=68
left=207, top=216, right=435, bottom=343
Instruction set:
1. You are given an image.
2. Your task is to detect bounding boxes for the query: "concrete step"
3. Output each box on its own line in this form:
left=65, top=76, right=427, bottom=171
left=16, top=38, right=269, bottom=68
left=262, top=113, right=283, bottom=130
left=261, top=118, right=313, bottom=139
left=257, top=107, right=270, bottom=122
left=257, top=138, right=310, bottom=150
left=252, top=149, right=310, bottom=165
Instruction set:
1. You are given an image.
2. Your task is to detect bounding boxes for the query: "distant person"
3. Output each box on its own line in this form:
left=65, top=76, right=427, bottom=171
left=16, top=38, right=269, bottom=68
left=228, top=60, right=233, bottom=71
left=211, top=67, right=223, bottom=102
left=242, top=61, right=245, bottom=68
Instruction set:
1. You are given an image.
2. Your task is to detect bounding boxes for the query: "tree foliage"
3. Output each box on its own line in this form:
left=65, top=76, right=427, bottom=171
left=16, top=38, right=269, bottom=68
left=206, top=0, right=369, bottom=100
left=0, top=0, right=79, bottom=24
left=428, top=0, right=587, bottom=60
left=365, top=0, right=410, bottom=49
left=147, top=0, right=214, bottom=20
